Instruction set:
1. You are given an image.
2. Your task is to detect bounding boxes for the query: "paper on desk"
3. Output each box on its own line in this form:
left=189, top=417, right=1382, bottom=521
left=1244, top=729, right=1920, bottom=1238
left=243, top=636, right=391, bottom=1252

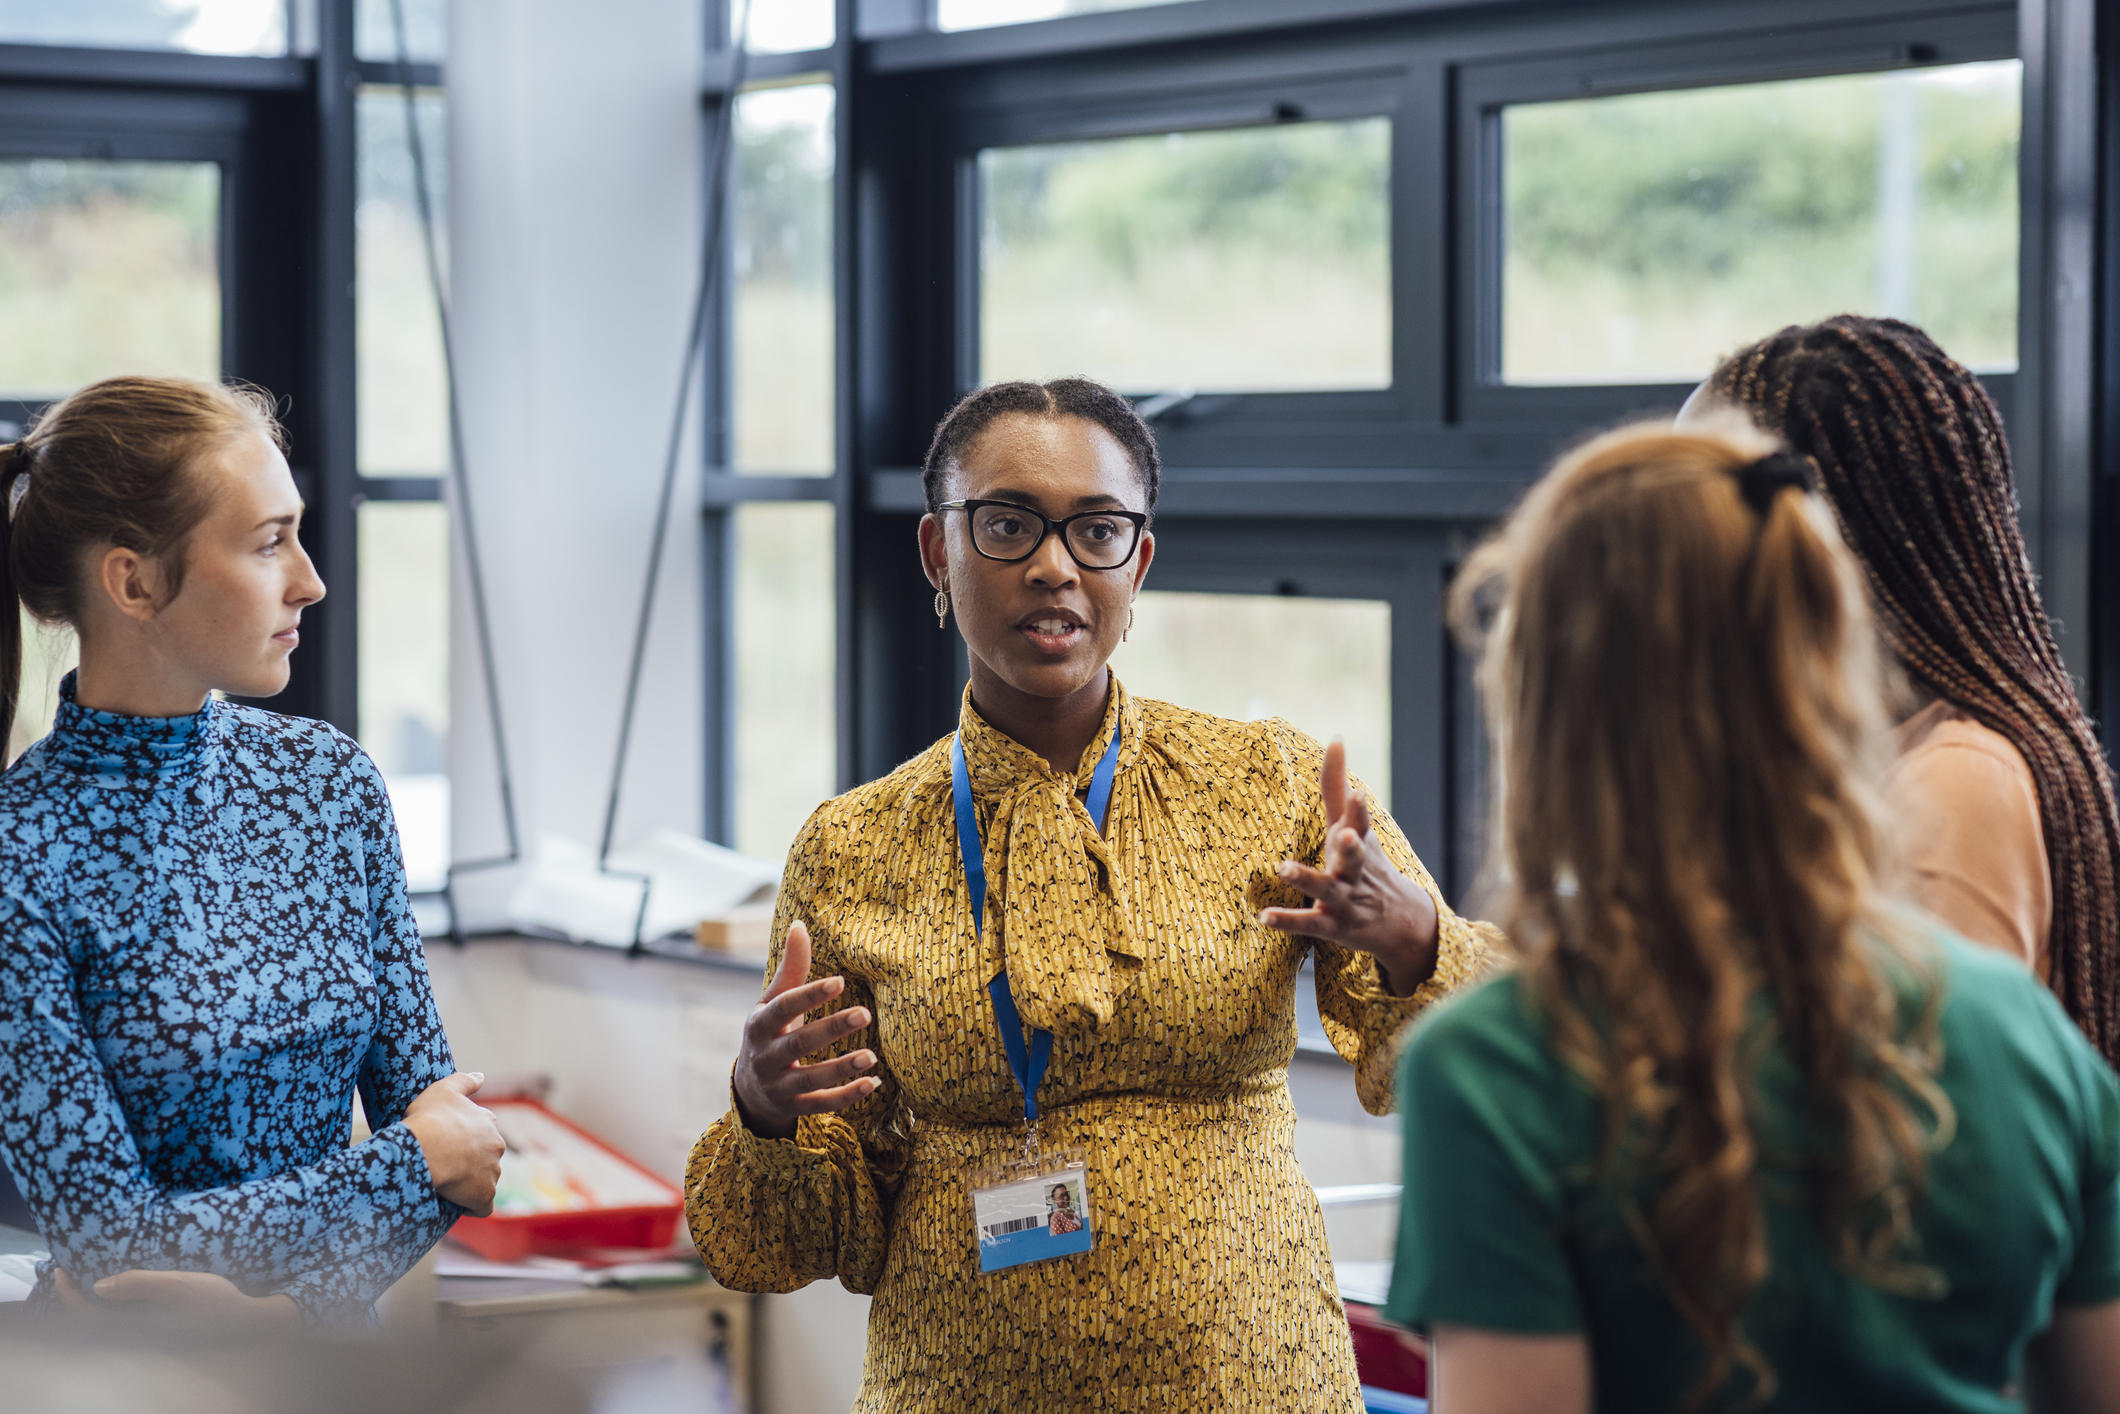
left=434, top=1241, right=706, bottom=1287
left=433, top=1245, right=590, bottom=1282
left=0, top=1251, right=45, bottom=1302
left=507, top=831, right=779, bottom=947
left=1335, top=1260, right=1394, bottom=1307
left=588, top=1260, right=706, bottom=1288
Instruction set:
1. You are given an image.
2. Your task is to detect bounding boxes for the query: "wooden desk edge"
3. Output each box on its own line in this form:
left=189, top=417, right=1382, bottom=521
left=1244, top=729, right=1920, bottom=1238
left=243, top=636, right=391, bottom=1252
left=437, top=1278, right=754, bottom=1320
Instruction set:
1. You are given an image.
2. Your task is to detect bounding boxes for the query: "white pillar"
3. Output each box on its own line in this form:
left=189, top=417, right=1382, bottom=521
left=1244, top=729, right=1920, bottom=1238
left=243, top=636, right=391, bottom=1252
left=447, top=0, right=707, bottom=928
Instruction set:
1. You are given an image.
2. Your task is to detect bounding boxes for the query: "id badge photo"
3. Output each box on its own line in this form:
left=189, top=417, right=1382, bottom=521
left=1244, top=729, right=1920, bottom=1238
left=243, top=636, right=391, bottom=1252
left=969, top=1146, right=1094, bottom=1273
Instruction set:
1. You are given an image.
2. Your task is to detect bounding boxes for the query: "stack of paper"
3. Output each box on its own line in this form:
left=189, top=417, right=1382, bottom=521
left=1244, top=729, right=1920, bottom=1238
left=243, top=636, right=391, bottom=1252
left=434, top=1240, right=704, bottom=1288
left=507, top=831, right=779, bottom=948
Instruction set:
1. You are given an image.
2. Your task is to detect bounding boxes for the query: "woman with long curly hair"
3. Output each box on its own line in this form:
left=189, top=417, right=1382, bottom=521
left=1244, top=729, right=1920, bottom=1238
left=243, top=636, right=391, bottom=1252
left=1386, top=420, right=2120, bottom=1412
left=1699, top=317, right=2120, bottom=1061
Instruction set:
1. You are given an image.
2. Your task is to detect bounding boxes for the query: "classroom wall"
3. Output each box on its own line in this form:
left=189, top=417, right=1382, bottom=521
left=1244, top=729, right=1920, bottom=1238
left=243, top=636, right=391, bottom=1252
left=446, top=0, right=709, bottom=930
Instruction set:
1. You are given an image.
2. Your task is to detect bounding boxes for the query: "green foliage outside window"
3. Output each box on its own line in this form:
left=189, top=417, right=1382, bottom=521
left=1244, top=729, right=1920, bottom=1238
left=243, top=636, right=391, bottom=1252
left=0, top=161, right=220, bottom=399
left=1502, top=62, right=2020, bottom=383
left=981, top=119, right=1392, bottom=394
left=733, top=85, right=834, bottom=474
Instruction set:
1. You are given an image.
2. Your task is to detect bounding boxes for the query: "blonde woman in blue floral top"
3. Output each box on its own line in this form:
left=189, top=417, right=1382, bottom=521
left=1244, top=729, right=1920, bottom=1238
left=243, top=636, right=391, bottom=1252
left=0, top=379, right=501, bottom=1326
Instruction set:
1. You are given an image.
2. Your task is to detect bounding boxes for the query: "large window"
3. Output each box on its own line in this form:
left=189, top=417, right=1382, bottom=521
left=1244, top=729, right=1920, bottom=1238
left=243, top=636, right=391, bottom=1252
left=0, top=0, right=286, bottom=54
left=1108, top=592, right=1393, bottom=804
left=1500, top=60, right=2021, bottom=384
left=715, top=68, right=841, bottom=861
left=734, top=83, right=834, bottom=475
left=354, top=66, right=452, bottom=889
left=979, top=119, right=1391, bottom=393
left=732, top=504, right=836, bottom=861
left=690, top=0, right=2062, bottom=909
left=0, top=159, right=221, bottom=399
left=939, top=0, right=1193, bottom=31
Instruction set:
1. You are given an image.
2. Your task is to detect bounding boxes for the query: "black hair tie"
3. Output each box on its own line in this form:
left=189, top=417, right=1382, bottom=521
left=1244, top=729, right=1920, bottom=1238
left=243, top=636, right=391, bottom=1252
left=1735, top=451, right=1814, bottom=515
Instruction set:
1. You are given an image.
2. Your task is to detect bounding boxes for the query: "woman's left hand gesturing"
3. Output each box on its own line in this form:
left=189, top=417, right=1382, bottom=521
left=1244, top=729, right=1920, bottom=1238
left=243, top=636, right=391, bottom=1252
left=1258, top=739, right=1441, bottom=998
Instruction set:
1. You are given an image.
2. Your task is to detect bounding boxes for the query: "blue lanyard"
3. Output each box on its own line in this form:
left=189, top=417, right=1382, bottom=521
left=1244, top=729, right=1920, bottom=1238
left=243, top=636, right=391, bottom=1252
left=951, top=723, right=1121, bottom=1125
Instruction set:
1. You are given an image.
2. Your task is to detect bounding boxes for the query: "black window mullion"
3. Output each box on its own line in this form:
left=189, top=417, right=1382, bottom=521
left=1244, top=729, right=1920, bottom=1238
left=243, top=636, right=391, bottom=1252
left=305, top=0, right=360, bottom=734
left=834, top=0, right=861, bottom=795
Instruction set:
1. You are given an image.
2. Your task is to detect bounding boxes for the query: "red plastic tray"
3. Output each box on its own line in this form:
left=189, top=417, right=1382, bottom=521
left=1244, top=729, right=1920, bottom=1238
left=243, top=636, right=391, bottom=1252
left=1346, top=1300, right=1428, bottom=1398
left=449, top=1098, right=686, bottom=1263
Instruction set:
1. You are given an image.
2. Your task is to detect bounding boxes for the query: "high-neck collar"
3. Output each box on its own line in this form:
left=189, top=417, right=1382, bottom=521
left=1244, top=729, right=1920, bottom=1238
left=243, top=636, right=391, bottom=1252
left=39, top=671, right=219, bottom=780
left=956, top=675, right=1139, bottom=802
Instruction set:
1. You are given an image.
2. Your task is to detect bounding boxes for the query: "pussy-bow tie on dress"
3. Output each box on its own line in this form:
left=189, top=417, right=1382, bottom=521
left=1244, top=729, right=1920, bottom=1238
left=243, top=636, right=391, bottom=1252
left=955, top=682, right=1147, bottom=1038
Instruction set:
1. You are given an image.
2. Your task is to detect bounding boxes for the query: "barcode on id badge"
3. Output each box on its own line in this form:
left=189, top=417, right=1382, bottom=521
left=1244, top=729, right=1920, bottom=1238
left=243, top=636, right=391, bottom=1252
left=983, top=1215, right=1044, bottom=1239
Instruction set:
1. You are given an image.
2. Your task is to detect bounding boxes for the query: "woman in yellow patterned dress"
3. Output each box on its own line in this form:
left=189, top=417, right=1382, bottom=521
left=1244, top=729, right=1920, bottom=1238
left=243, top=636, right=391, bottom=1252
left=686, top=377, right=1493, bottom=1411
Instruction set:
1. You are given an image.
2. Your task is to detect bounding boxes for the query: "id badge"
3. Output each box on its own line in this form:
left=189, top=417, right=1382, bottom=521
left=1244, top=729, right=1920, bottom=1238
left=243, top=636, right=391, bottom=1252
left=969, top=1147, right=1094, bottom=1273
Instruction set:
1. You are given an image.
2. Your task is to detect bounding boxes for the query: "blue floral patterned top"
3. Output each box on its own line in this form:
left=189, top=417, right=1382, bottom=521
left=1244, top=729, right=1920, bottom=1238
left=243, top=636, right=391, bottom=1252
left=0, top=674, right=458, bottom=1325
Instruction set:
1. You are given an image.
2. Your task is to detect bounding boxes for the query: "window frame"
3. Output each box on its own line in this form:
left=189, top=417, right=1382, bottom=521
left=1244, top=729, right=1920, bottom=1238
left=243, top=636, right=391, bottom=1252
left=1453, top=6, right=2020, bottom=428
left=0, top=9, right=455, bottom=742
left=697, top=14, right=851, bottom=847
left=0, top=33, right=360, bottom=728
left=700, top=0, right=2103, bottom=881
left=0, top=86, right=248, bottom=432
left=949, top=72, right=1408, bottom=419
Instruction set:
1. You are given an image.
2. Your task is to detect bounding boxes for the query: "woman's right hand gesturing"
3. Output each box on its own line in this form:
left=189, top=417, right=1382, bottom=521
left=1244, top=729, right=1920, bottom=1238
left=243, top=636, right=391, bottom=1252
left=403, top=1072, right=506, bottom=1216
left=733, top=921, right=881, bottom=1140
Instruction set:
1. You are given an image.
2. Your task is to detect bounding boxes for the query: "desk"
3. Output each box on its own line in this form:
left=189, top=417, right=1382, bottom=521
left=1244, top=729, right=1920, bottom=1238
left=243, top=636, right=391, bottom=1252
left=438, top=1275, right=755, bottom=1412
left=0, top=1224, right=755, bottom=1412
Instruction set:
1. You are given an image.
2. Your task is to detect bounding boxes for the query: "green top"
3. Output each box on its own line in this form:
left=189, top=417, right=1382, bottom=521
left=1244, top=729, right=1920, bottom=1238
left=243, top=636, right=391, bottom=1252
left=1388, top=926, right=2120, bottom=1412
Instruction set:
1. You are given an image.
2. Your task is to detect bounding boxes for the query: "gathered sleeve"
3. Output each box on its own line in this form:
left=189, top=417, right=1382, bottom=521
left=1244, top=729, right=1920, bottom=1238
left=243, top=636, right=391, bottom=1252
left=685, top=806, right=911, bottom=1296
left=275, top=748, right=462, bottom=1323
left=1266, top=720, right=1501, bottom=1114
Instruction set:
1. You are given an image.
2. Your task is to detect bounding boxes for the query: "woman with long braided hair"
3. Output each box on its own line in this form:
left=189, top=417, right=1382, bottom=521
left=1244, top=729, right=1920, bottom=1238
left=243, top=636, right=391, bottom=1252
left=1697, top=316, right=2120, bottom=1062
left=1389, top=417, right=2120, bottom=1414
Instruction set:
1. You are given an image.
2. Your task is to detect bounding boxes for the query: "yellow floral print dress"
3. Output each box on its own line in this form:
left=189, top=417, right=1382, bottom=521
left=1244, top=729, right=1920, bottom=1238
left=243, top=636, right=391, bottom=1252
left=686, top=679, right=1493, bottom=1412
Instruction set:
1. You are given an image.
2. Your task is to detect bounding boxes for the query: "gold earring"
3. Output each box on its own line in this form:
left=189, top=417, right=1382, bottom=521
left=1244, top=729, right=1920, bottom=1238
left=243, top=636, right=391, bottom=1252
left=1124, top=604, right=1134, bottom=642
left=935, top=589, right=950, bottom=630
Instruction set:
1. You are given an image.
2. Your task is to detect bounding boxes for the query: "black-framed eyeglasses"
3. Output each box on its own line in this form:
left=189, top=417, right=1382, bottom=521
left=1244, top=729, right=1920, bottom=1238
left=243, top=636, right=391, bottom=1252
left=937, top=499, right=1148, bottom=570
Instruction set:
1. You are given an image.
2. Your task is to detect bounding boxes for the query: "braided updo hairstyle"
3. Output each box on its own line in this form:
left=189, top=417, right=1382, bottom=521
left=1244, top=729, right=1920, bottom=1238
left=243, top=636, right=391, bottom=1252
left=921, top=378, right=1161, bottom=517
left=1707, top=315, right=2120, bottom=1060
